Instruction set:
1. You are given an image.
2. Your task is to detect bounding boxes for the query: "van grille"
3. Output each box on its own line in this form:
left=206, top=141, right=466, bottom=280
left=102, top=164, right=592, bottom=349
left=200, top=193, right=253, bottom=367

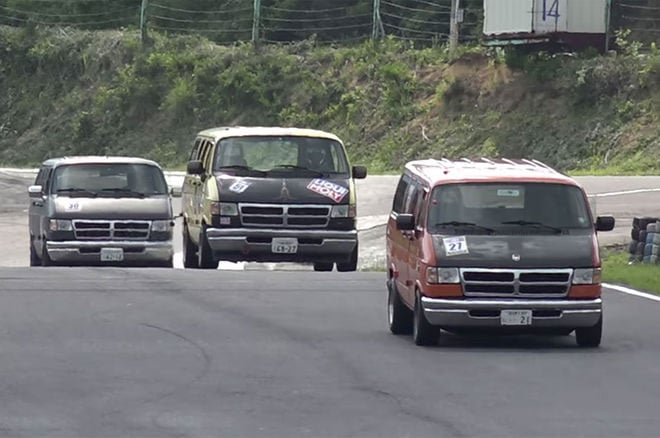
left=73, top=220, right=151, bottom=241
left=460, top=268, right=572, bottom=298
left=239, top=203, right=330, bottom=228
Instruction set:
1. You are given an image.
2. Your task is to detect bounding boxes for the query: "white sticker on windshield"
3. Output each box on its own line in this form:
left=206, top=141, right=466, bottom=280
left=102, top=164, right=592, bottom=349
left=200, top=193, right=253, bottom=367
left=443, top=236, right=469, bottom=256
left=497, top=189, right=520, bottom=197
left=64, top=201, right=81, bottom=212
left=229, top=180, right=251, bottom=194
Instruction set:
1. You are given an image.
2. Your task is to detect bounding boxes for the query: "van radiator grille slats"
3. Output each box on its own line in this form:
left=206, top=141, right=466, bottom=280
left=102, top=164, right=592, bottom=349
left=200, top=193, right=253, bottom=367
left=460, top=268, right=572, bottom=298
left=73, top=220, right=151, bottom=241
left=239, top=203, right=331, bottom=228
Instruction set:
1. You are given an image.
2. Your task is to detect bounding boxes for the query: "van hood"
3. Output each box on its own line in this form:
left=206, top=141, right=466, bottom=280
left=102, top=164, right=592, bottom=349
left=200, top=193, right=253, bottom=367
left=52, top=196, right=172, bottom=220
left=432, top=232, right=595, bottom=269
left=215, top=175, right=351, bottom=204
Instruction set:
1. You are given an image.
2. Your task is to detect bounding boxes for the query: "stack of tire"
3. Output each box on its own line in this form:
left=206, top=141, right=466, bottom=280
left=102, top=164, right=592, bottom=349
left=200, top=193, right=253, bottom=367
left=629, top=217, right=660, bottom=264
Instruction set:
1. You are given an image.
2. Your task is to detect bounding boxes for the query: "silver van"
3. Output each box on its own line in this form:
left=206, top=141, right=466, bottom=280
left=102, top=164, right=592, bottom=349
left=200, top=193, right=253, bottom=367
left=28, top=156, right=174, bottom=267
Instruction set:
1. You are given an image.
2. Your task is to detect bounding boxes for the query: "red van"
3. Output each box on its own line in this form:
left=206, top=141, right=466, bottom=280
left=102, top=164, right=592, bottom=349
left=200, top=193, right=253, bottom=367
left=385, top=158, right=615, bottom=347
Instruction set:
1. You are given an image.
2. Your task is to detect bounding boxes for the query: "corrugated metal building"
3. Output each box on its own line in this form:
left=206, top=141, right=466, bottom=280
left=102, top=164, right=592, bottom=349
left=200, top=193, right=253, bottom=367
left=483, top=0, right=611, bottom=51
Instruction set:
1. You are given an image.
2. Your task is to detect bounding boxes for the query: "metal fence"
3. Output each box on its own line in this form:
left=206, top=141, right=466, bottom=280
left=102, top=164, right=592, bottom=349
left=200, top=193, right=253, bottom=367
left=1, top=0, right=660, bottom=48
left=0, top=0, right=481, bottom=46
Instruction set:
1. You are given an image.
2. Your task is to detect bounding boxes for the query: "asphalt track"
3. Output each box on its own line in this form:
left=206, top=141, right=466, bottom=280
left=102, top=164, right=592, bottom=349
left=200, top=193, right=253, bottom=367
left=0, top=171, right=659, bottom=437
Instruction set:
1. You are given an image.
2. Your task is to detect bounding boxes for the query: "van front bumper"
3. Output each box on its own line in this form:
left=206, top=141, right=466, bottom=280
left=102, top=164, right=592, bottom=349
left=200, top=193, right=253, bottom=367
left=46, top=240, right=173, bottom=265
left=421, top=297, right=602, bottom=329
left=205, top=227, right=357, bottom=263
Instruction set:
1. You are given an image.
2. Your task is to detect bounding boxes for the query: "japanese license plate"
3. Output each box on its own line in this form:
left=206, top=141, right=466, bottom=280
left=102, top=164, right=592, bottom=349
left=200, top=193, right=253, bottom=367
left=271, top=238, right=298, bottom=254
left=100, top=247, right=124, bottom=262
left=501, top=310, right=533, bottom=326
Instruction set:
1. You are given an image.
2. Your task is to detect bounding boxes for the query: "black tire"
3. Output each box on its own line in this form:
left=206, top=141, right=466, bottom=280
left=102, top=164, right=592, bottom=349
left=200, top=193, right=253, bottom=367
left=41, top=240, right=53, bottom=267
left=633, top=217, right=658, bottom=230
left=639, top=230, right=648, bottom=243
left=413, top=292, right=439, bottom=346
left=636, top=242, right=645, bottom=256
left=631, top=227, right=640, bottom=241
left=388, top=280, right=413, bottom=335
left=313, top=262, right=333, bottom=272
left=648, top=223, right=657, bottom=233
left=29, top=236, right=41, bottom=267
left=575, top=316, right=602, bottom=348
left=628, top=240, right=638, bottom=254
left=198, top=225, right=216, bottom=269
left=336, top=245, right=358, bottom=272
left=182, top=224, right=199, bottom=269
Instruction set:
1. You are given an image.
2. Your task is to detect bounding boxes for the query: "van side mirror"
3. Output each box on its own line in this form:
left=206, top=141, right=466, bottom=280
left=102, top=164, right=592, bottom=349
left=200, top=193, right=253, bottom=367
left=28, top=185, right=43, bottom=198
left=352, top=165, right=367, bottom=179
left=187, top=160, right=204, bottom=175
left=396, top=213, right=415, bottom=231
left=595, top=215, right=615, bottom=232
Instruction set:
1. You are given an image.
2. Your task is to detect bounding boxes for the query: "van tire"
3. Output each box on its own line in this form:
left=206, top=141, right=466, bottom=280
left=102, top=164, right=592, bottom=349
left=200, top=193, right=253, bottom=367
left=336, top=245, right=358, bottom=272
left=182, top=224, right=199, bottom=269
left=575, top=316, right=602, bottom=348
left=41, top=239, right=53, bottom=267
left=313, top=263, right=333, bottom=271
left=388, top=281, right=413, bottom=335
left=198, top=225, right=217, bottom=269
left=413, top=292, right=439, bottom=346
left=29, top=236, right=41, bottom=267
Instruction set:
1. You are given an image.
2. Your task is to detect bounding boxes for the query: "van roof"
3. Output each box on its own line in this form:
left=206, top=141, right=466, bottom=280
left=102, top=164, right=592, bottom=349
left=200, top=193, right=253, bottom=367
left=42, top=156, right=161, bottom=168
left=405, top=158, right=579, bottom=186
left=196, top=126, right=342, bottom=143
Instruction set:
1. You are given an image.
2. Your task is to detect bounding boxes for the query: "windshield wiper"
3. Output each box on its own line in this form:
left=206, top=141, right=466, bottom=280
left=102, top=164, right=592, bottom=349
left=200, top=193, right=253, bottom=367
left=99, top=188, right=146, bottom=198
left=56, top=188, right=97, bottom=197
left=217, top=165, right=267, bottom=176
left=268, top=164, right=325, bottom=177
left=501, top=220, right=562, bottom=233
left=434, top=221, right=495, bottom=234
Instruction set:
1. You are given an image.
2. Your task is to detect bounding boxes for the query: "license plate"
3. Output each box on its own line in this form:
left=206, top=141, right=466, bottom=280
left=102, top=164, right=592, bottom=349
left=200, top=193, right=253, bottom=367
left=100, top=248, right=124, bottom=262
left=271, top=238, right=298, bottom=254
left=501, top=310, right=533, bottom=326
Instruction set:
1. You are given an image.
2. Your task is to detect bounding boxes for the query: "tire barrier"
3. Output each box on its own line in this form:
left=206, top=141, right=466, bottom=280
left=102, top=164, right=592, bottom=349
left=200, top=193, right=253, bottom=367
left=629, top=217, right=660, bottom=265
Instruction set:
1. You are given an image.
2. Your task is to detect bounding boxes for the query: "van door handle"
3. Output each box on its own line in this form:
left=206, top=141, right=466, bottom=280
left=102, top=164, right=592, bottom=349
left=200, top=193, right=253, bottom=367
left=32, top=201, right=43, bottom=207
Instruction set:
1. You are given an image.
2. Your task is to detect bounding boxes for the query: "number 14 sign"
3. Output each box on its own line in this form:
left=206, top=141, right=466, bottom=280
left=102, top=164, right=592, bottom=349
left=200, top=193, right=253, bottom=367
left=542, top=0, right=560, bottom=21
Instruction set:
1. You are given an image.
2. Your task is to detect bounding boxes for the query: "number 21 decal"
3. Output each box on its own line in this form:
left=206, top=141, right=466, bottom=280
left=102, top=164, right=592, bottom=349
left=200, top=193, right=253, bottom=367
left=543, top=0, right=560, bottom=21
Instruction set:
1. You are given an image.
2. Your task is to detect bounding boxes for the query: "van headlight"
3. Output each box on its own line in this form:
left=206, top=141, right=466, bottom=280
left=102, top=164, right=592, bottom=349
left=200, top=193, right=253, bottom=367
left=426, top=267, right=460, bottom=284
left=151, top=220, right=171, bottom=232
left=49, top=219, right=73, bottom=231
left=331, top=204, right=356, bottom=218
left=573, top=268, right=602, bottom=285
left=211, top=202, right=238, bottom=216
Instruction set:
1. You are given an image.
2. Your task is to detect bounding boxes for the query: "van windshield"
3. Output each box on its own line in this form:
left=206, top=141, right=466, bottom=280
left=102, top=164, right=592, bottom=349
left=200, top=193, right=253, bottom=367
left=427, top=183, right=592, bottom=235
left=213, top=136, right=350, bottom=177
left=50, top=164, right=168, bottom=197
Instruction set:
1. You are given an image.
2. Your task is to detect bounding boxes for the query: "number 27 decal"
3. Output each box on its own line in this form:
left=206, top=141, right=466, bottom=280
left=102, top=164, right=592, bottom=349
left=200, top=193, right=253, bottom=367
left=543, top=0, right=560, bottom=21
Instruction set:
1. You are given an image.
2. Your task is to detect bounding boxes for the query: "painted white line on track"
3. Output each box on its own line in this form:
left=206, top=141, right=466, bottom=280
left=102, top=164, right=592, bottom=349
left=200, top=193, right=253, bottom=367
left=604, top=283, right=660, bottom=303
left=590, top=188, right=660, bottom=197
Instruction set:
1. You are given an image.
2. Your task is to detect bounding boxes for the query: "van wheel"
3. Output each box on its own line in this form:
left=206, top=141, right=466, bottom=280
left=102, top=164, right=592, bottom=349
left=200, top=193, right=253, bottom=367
left=182, top=224, right=199, bottom=269
left=198, top=225, right=217, bottom=269
left=388, top=280, right=413, bottom=335
left=313, top=262, right=333, bottom=272
left=336, top=245, right=358, bottom=272
left=29, top=236, right=41, bottom=267
left=41, top=240, right=53, bottom=267
left=575, top=316, right=602, bottom=348
left=413, top=292, right=439, bottom=346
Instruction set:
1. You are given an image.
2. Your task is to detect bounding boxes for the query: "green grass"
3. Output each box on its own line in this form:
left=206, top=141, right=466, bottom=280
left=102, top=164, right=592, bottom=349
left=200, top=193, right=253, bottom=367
left=602, top=250, right=660, bottom=294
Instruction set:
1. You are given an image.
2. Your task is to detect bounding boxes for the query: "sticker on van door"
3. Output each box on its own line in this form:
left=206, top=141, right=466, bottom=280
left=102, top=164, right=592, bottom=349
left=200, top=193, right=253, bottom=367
left=307, top=179, right=348, bottom=202
left=443, top=236, right=469, bottom=256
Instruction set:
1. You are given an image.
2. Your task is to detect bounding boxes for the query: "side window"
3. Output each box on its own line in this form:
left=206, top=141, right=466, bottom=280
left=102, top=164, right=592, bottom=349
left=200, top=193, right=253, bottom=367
left=415, top=189, right=428, bottom=227
left=34, top=167, right=51, bottom=192
left=189, top=138, right=202, bottom=161
left=203, top=140, right=216, bottom=172
left=392, top=175, right=410, bottom=214
left=403, top=182, right=419, bottom=215
left=198, top=140, right=212, bottom=172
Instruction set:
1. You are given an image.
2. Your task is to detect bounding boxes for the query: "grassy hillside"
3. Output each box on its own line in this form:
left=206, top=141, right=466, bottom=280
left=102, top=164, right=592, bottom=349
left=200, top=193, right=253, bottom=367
left=1, top=26, right=660, bottom=173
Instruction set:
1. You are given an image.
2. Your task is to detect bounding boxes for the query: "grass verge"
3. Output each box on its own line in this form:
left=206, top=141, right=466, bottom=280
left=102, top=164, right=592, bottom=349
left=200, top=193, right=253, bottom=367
left=601, top=249, right=660, bottom=295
